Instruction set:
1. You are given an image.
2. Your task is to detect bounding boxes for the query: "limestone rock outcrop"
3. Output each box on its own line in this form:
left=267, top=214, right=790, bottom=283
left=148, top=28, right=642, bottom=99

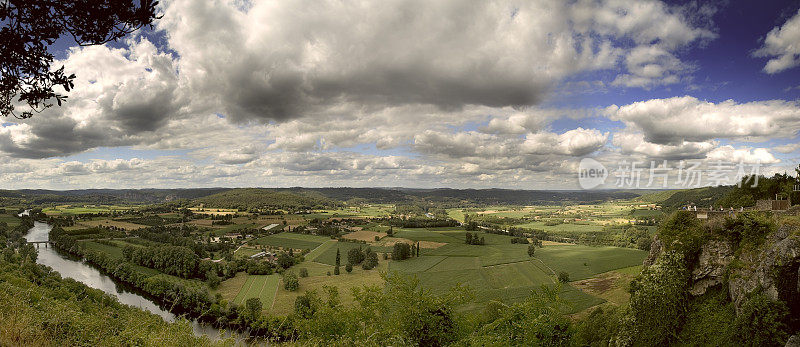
left=728, top=225, right=800, bottom=312
left=689, top=239, right=734, bottom=296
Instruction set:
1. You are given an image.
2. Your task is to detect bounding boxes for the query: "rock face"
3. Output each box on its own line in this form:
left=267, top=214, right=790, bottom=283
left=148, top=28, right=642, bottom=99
left=643, top=234, right=663, bottom=267
left=787, top=334, right=800, bottom=347
left=689, top=240, right=734, bottom=296
left=728, top=225, right=800, bottom=313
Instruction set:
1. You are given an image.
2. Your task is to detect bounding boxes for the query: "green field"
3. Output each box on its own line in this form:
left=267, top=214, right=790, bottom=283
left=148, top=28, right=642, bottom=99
left=510, top=221, right=606, bottom=233
left=447, top=209, right=466, bottom=222
left=629, top=209, right=665, bottom=218
left=534, top=244, right=647, bottom=281
left=305, top=240, right=337, bottom=262
left=251, top=233, right=330, bottom=250
left=0, top=214, right=20, bottom=227
left=382, top=227, right=643, bottom=314
left=394, top=228, right=465, bottom=243
left=313, top=241, right=390, bottom=266
left=42, top=205, right=134, bottom=215
left=81, top=240, right=124, bottom=259
left=210, top=223, right=258, bottom=236
left=233, top=274, right=280, bottom=307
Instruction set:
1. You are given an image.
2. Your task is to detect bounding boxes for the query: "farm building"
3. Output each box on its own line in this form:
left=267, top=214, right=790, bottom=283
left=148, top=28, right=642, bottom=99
left=250, top=251, right=267, bottom=259
left=262, top=223, right=279, bottom=231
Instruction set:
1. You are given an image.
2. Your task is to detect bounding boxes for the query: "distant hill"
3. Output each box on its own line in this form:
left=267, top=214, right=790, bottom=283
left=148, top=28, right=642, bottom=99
left=637, top=189, right=683, bottom=203
left=655, top=186, right=734, bottom=210
left=0, top=188, right=229, bottom=205
left=277, top=187, right=641, bottom=206
left=0, top=187, right=642, bottom=208
left=194, top=188, right=341, bottom=210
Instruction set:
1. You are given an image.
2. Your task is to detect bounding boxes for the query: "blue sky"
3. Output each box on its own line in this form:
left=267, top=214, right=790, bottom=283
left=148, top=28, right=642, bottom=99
left=3, top=0, right=800, bottom=189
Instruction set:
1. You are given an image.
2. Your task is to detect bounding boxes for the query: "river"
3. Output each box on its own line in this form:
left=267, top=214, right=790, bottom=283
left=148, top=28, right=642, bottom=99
left=23, top=219, right=245, bottom=343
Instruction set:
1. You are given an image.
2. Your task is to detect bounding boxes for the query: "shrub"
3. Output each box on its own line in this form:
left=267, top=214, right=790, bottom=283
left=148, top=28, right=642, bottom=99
left=283, top=271, right=299, bottom=291
left=392, top=243, right=412, bottom=260
left=621, top=251, right=690, bottom=346
left=734, top=292, right=789, bottom=346
left=345, top=263, right=353, bottom=273
left=557, top=271, right=569, bottom=283
left=245, top=297, right=262, bottom=321
left=723, top=212, right=775, bottom=251
left=299, top=268, right=309, bottom=278
left=658, top=211, right=705, bottom=259
left=362, top=249, right=378, bottom=270
left=347, top=247, right=365, bottom=265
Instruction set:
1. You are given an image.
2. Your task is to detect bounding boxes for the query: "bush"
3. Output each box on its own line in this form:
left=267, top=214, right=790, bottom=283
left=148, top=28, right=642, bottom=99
left=362, top=249, right=378, bottom=270
left=527, top=244, right=535, bottom=257
left=573, top=306, right=622, bottom=346
left=724, top=212, right=775, bottom=251
left=283, top=271, right=299, bottom=291
left=392, top=243, right=412, bottom=260
left=734, top=292, right=789, bottom=346
left=345, top=263, right=353, bottom=273
left=347, top=247, right=365, bottom=265
left=511, top=237, right=529, bottom=244
left=658, top=211, right=705, bottom=258
left=557, top=271, right=569, bottom=283
left=621, top=251, right=690, bottom=346
left=245, top=297, right=262, bottom=321
left=299, top=268, right=309, bottom=278
left=465, top=232, right=485, bottom=245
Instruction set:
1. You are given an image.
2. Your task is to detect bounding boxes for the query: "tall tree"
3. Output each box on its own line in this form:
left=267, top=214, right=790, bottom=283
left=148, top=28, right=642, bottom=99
left=245, top=297, right=262, bottom=321
left=1, top=0, right=160, bottom=118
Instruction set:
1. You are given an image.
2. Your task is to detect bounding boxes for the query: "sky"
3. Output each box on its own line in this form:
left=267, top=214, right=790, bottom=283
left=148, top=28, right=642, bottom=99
left=2, top=0, right=800, bottom=190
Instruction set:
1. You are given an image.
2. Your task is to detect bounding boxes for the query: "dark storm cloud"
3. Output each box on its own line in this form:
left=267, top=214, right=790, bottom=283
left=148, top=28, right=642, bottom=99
left=160, top=0, right=714, bottom=123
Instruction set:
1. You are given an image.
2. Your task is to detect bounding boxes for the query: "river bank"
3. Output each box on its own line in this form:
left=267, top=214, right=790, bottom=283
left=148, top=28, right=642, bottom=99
left=23, top=219, right=247, bottom=343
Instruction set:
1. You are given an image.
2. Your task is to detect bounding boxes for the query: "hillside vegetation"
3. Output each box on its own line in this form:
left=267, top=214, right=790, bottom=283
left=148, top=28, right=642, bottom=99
left=195, top=188, right=341, bottom=210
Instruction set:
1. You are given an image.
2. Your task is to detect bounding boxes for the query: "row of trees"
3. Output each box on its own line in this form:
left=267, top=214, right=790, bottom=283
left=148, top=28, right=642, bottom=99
left=392, top=242, right=420, bottom=260
left=465, top=232, right=485, bottom=245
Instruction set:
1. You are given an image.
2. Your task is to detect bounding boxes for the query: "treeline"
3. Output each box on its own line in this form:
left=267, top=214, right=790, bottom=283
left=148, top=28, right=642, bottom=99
left=123, top=245, right=200, bottom=278
left=389, top=218, right=459, bottom=228
left=472, top=222, right=651, bottom=250
left=716, top=172, right=800, bottom=207
left=131, top=225, right=227, bottom=258
left=118, top=215, right=183, bottom=226
left=195, top=188, right=341, bottom=210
